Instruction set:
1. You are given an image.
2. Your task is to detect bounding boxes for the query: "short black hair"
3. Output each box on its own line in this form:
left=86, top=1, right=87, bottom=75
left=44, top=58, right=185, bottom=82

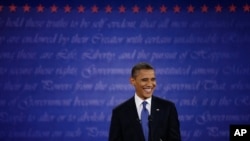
left=131, top=62, right=154, bottom=78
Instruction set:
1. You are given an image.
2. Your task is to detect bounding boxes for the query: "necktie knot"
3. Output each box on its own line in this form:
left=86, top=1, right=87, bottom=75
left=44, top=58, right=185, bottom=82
left=142, top=101, right=147, bottom=109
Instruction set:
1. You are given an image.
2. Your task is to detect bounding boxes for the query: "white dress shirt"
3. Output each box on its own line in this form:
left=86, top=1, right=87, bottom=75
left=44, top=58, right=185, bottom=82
left=134, top=93, right=151, bottom=119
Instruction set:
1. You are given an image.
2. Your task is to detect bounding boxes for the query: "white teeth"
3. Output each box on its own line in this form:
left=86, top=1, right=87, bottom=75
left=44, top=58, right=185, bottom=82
left=144, top=88, right=152, bottom=92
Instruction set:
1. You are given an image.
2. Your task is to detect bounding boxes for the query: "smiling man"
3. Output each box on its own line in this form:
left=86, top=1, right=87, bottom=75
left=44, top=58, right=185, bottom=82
left=109, top=62, right=181, bottom=141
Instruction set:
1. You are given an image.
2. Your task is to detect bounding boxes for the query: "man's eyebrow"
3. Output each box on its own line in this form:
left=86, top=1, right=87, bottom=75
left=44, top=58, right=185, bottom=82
left=141, top=77, right=156, bottom=80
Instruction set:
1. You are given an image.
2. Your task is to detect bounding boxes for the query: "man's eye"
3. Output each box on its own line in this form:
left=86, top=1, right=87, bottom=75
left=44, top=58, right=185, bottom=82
left=141, top=78, right=148, bottom=81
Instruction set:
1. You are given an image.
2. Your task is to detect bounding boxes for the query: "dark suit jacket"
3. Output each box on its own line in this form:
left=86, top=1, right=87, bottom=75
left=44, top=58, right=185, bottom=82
left=109, top=95, right=181, bottom=141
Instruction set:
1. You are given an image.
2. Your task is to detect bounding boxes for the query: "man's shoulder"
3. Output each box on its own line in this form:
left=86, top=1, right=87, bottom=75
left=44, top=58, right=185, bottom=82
left=152, top=95, right=175, bottom=106
left=112, top=96, right=134, bottom=111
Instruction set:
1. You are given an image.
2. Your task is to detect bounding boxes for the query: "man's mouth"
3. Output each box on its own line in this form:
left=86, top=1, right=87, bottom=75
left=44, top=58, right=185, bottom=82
left=144, top=88, right=153, bottom=93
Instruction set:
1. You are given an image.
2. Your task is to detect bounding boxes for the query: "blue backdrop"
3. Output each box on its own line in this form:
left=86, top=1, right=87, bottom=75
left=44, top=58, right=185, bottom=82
left=0, top=0, right=250, bottom=141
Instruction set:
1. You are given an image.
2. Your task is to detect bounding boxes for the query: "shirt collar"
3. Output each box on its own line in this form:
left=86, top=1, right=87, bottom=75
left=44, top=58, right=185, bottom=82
left=134, top=93, right=152, bottom=108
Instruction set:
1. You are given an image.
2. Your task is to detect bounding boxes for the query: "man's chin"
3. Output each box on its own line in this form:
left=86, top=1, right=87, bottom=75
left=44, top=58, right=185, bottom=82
left=143, top=93, right=153, bottom=98
left=144, top=89, right=154, bottom=94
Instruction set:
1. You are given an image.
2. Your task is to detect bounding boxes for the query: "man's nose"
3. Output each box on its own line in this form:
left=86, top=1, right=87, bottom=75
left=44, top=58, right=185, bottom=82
left=146, top=80, right=155, bottom=86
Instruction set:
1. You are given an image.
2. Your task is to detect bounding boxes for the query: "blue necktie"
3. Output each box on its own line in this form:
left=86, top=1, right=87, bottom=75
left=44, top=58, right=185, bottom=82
left=141, top=101, right=149, bottom=141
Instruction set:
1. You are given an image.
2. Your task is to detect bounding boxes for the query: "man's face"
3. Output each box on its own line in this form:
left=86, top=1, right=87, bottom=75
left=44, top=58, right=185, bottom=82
left=130, top=69, right=156, bottom=100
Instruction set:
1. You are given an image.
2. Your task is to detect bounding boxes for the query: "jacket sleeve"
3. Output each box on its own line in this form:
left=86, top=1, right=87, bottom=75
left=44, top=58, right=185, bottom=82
left=109, top=109, right=123, bottom=141
left=167, top=103, right=181, bottom=141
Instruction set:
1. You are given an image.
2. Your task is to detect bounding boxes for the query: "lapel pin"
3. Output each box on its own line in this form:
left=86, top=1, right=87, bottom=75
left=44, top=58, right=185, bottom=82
left=156, top=109, right=160, bottom=111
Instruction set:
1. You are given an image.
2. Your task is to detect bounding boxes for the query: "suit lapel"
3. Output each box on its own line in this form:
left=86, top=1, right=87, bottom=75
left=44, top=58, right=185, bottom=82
left=150, top=96, right=161, bottom=139
left=126, top=97, right=145, bottom=140
left=127, top=97, right=140, bottom=122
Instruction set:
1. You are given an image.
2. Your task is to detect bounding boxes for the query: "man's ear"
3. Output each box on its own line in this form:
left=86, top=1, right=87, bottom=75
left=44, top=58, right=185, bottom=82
left=130, top=77, right=135, bottom=86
